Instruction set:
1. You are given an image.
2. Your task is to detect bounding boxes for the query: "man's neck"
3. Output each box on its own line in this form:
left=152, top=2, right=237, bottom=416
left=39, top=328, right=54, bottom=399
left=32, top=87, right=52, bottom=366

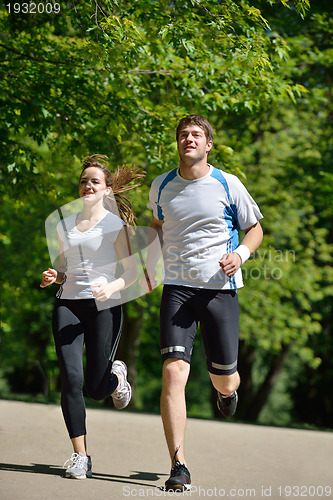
left=178, top=160, right=210, bottom=180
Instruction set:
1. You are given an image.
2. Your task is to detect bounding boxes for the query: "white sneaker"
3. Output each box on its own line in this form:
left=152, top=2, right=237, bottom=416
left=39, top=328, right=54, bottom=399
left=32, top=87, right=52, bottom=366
left=63, top=452, right=92, bottom=479
left=111, top=360, right=132, bottom=409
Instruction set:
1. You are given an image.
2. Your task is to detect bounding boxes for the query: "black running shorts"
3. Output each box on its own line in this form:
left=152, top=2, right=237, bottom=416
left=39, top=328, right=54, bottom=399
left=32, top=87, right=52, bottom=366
left=160, top=285, right=239, bottom=375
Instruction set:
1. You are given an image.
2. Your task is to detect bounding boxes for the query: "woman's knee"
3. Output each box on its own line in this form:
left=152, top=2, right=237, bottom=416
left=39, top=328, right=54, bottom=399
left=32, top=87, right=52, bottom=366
left=61, top=367, right=84, bottom=394
left=85, top=382, right=105, bottom=401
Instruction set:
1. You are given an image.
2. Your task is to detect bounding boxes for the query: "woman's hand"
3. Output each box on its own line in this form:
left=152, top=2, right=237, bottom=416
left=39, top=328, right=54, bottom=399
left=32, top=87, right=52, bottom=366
left=40, top=268, right=58, bottom=288
left=92, top=281, right=122, bottom=302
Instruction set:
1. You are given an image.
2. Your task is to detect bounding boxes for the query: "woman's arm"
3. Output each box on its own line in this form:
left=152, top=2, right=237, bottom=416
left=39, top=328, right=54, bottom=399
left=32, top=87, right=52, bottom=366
left=92, top=226, right=138, bottom=302
left=40, top=236, right=66, bottom=287
left=140, top=216, right=163, bottom=292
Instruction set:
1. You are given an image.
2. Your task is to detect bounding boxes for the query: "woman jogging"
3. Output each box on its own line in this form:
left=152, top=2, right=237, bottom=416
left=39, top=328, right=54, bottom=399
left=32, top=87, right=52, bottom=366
left=41, top=154, right=143, bottom=479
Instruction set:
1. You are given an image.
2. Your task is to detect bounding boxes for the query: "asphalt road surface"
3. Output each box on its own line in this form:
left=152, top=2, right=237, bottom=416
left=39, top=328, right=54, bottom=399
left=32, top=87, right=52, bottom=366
left=1, top=400, right=332, bottom=499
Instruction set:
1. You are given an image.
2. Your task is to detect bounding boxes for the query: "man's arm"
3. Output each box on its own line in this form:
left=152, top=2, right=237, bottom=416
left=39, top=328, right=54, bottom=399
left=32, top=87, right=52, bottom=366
left=219, top=221, right=263, bottom=277
left=240, top=221, right=263, bottom=254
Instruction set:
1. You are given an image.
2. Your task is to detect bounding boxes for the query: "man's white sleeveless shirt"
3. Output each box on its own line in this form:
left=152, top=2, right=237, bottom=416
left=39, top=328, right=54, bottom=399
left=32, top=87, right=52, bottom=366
left=148, top=165, right=263, bottom=290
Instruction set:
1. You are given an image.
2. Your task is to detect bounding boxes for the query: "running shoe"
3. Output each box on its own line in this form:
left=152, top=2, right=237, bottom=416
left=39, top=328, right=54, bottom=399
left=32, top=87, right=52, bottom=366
left=63, top=452, right=92, bottom=479
left=165, top=461, right=191, bottom=491
left=217, top=390, right=238, bottom=417
left=111, top=360, right=132, bottom=409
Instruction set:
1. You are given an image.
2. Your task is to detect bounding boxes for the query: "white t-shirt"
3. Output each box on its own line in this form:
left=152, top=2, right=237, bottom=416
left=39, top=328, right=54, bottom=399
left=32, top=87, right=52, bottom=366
left=57, top=211, right=125, bottom=299
left=148, top=164, right=263, bottom=290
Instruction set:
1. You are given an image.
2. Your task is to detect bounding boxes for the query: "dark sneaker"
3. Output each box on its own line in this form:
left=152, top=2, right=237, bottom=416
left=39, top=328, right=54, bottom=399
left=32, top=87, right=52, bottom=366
left=217, top=390, right=238, bottom=417
left=63, top=452, right=92, bottom=479
left=165, top=461, right=191, bottom=491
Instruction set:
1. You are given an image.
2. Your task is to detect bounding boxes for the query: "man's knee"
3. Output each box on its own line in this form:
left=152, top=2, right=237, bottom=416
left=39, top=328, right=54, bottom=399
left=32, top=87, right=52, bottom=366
left=210, top=371, right=240, bottom=395
left=162, top=358, right=190, bottom=390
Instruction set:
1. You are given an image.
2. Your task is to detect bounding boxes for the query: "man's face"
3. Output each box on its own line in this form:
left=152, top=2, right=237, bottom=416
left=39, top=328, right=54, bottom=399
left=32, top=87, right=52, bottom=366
left=177, top=124, right=213, bottom=164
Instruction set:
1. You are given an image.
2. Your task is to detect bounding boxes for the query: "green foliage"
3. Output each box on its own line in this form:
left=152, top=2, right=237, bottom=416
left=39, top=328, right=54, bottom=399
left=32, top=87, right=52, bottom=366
left=0, top=0, right=309, bottom=194
left=220, top=1, right=333, bottom=425
left=268, top=0, right=310, bottom=18
left=1, top=0, right=332, bottom=428
left=235, top=103, right=332, bottom=363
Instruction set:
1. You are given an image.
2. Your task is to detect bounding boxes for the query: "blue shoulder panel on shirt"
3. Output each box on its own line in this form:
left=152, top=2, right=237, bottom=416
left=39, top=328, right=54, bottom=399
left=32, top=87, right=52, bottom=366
left=211, top=167, right=239, bottom=225
left=210, top=167, right=231, bottom=204
left=211, top=167, right=239, bottom=289
left=157, top=168, right=178, bottom=220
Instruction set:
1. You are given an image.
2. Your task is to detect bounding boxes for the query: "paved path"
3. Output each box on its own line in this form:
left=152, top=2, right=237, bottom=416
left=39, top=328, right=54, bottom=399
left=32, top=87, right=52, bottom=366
left=0, top=400, right=332, bottom=499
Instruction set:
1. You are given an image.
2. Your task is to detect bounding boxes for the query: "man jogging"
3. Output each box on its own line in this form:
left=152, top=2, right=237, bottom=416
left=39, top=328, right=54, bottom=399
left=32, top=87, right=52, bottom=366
left=144, top=115, right=263, bottom=491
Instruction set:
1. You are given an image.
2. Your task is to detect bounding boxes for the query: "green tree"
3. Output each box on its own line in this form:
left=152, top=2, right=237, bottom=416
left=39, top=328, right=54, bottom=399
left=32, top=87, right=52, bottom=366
left=210, top=0, right=333, bottom=425
left=1, top=0, right=309, bottom=194
left=4, top=0, right=332, bottom=431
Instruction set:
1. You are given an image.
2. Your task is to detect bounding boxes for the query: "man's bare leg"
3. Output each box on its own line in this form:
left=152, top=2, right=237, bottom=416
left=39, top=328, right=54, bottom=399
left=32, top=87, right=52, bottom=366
left=160, top=358, right=190, bottom=465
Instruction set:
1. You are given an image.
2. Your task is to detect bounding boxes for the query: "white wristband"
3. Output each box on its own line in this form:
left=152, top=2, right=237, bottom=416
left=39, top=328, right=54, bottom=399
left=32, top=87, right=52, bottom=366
left=234, top=245, right=251, bottom=264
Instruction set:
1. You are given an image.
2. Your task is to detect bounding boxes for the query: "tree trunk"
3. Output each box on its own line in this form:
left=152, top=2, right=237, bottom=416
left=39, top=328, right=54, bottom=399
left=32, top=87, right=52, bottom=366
left=237, top=341, right=256, bottom=417
left=245, top=344, right=290, bottom=421
left=113, top=301, right=144, bottom=407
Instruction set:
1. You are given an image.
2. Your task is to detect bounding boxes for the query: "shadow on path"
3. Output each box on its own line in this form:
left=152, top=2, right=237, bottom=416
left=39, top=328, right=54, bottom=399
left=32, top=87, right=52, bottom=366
left=0, top=462, right=166, bottom=488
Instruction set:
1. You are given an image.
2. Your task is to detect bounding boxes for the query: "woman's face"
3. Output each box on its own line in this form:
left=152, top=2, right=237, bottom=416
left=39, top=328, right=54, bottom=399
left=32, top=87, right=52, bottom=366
left=79, top=167, right=111, bottom=201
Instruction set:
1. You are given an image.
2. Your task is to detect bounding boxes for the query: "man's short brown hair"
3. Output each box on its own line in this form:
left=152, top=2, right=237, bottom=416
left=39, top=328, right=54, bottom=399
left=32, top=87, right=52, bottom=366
left=176, top=115, right=214, bottom=143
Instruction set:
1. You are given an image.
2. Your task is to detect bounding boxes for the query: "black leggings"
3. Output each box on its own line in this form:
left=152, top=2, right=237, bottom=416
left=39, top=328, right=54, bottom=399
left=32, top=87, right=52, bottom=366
left=52, top=299, right=122, bottom=438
